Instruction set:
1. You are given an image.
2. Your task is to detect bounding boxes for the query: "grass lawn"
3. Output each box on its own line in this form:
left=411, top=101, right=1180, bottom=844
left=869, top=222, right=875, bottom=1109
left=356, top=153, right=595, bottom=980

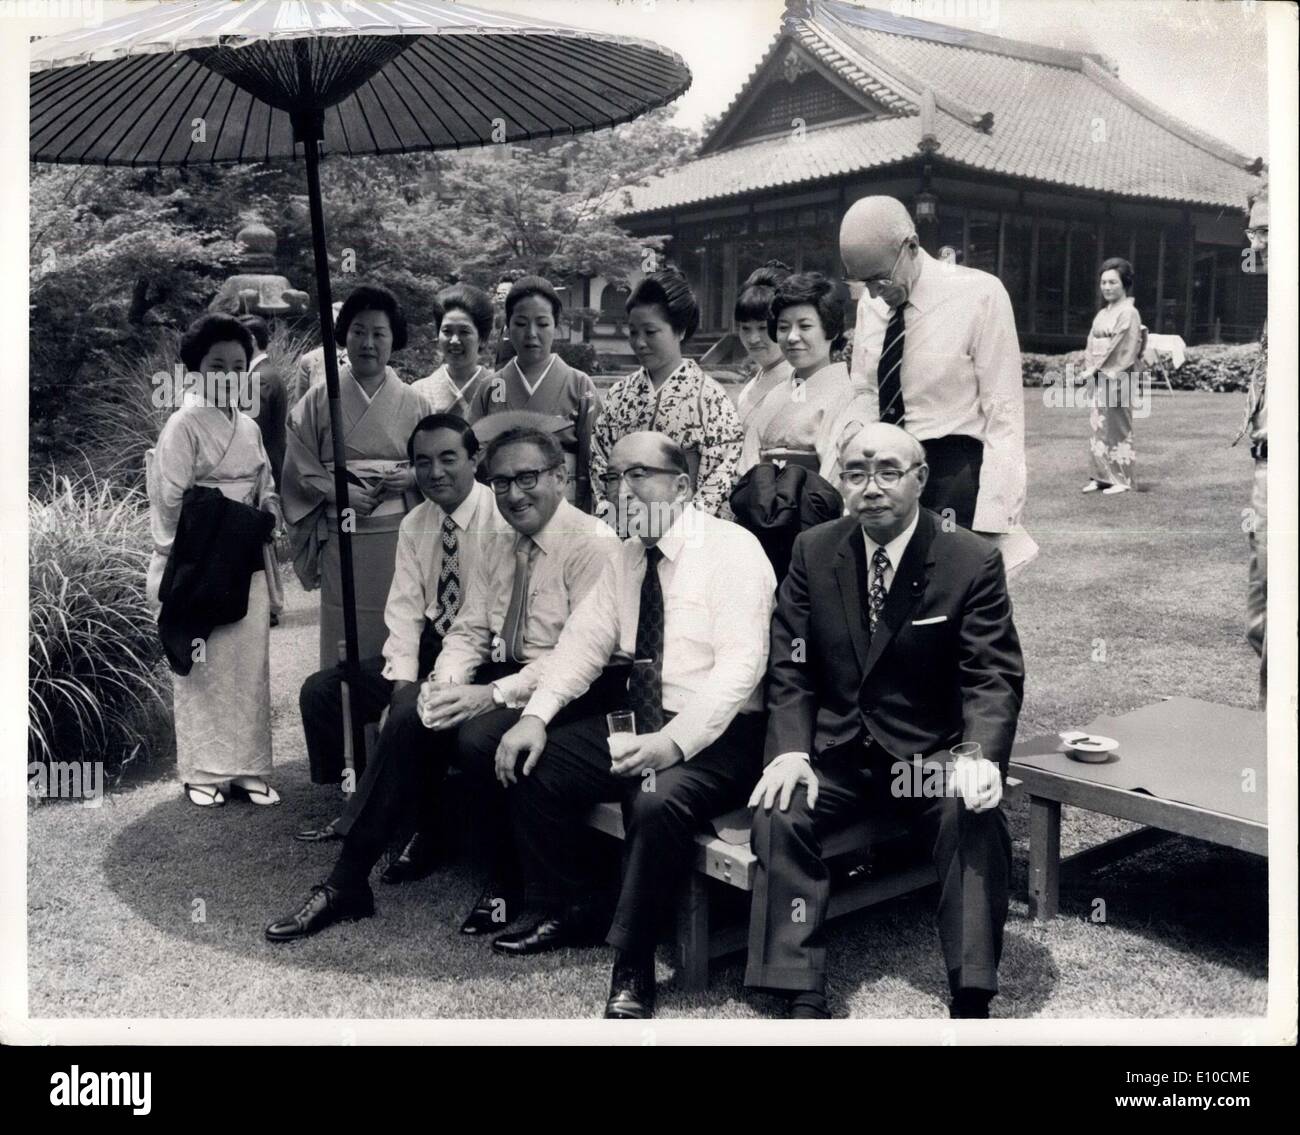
left=27, top=390, right=1267, bottom=1020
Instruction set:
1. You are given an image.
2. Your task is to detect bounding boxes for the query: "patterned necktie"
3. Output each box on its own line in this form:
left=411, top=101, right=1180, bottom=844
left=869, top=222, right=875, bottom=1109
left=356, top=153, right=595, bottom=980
left=867, top=546, right=890, bottom=635
left=432, top=515, right=460, bottom=636
left=877, top=304, right=907, bottom=425
left=501, top=536, right=535, bottom=664
left=627, top=545, right=665, bottom=732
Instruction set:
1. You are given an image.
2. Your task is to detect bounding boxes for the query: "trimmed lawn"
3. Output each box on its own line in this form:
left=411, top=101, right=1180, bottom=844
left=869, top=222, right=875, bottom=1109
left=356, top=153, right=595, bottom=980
left=27, top=390, right=1267, bottom=1019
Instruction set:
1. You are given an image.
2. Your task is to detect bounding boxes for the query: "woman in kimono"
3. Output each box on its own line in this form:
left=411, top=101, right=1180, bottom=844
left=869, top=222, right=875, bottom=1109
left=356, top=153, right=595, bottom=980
left=732, top=261, right=794, bottom=428
left=737, top=271, right=861, bottom=483
left=467, top=275, right=601, bottom=508
left=1080, top=258, right=1143, bottom=495
left=410, top=282, right=494, bottom=418
left=146, top=315, right=284, bottom=808
left=590, top=269, right=743, bottom=519
left=282, top=285, right=428, bottom=668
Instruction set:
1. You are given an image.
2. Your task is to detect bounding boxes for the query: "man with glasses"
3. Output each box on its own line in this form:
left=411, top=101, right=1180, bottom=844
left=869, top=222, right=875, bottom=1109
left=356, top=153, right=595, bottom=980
left=835, top=195, right=1025, bottom=535
left=745, top=422, right=1024, bottom=1019
left=266, top=426, right=617, bottom=944
left=492, top=431, right=777, bottom=1019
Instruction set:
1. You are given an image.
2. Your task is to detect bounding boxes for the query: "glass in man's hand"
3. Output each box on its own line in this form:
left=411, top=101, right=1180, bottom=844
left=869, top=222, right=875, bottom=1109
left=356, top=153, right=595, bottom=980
left=607, top=711, right=636, bottom=761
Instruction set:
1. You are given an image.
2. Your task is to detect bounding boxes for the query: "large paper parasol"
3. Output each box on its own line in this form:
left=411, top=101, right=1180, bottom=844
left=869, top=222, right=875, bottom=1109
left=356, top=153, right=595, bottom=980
left=31, top=0, right=690, bottom=761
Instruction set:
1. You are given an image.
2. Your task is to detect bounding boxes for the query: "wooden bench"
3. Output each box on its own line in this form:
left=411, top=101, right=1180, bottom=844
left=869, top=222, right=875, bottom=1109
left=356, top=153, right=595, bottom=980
left=585, top=777, right=1022, bottom=991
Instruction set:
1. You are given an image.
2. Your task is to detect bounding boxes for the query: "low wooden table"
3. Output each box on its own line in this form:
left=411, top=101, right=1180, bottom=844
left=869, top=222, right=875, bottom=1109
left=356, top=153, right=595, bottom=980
left=1010, top=698, right=1267, bottom=920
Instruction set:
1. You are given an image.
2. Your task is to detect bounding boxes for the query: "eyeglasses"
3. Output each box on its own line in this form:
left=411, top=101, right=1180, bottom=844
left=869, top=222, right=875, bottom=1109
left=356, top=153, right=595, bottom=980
left=598, top=464, right=683, bottom=490
left=840, top=463, right=923, bottom=489
left=851, top=237, right=913, bottom=295
left=487, top=464, right=561, bottom=495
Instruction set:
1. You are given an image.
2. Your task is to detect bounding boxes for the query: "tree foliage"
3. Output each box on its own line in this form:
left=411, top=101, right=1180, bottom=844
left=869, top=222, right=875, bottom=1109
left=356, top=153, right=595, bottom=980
left=29, top=107, right=700, bottom=468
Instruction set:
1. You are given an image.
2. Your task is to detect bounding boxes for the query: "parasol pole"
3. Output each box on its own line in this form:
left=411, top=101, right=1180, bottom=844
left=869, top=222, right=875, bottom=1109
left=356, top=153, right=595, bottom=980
left=293, top=99, right=368, bottom=772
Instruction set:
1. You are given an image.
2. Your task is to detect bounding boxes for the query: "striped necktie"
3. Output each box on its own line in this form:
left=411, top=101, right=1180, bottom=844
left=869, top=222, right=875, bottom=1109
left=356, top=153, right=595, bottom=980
left=432, top=515, right=460, bottom=636
left=877, top=304, right=907, bottom=425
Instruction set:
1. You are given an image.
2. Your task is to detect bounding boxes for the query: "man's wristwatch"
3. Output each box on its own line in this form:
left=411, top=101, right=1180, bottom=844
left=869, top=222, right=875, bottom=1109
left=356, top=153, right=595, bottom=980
left=490, top=683, right=507, bottom=708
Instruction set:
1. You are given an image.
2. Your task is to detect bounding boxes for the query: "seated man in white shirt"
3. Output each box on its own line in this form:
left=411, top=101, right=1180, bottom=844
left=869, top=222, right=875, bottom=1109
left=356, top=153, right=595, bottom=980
left=493, top=431, right=777, bottom=1019
left=268, top=427, right=617, bottom=943
left=294, top=413, right=511, bottom=881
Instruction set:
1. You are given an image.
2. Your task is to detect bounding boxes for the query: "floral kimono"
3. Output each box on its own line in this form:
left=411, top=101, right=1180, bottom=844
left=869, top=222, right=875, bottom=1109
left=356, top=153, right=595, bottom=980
left=590, top=358, right=743, bottom=518
left=1085, top=297, right=1143, bottom=488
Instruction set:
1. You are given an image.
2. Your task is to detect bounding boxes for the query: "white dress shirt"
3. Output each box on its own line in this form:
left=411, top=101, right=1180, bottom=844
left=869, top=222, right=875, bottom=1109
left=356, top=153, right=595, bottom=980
left=862, top=509, right=921, bottom=595
left=773, top=511, right=921, bottom=768
left=522, top=504, right=778, bottom=760
left=433, top=498, right=619, bottom=705
left=844, top=248, right=1026, bottom=533
left=381, top=480, right=512, bottom=683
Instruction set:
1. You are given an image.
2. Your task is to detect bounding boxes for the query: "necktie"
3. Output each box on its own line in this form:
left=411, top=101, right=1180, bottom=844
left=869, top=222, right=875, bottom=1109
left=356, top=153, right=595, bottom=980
left=867, top=546, right=890, bottom=635
left=501, top=536, right=534, bottom=664
left=432, top=515, right=460, bottom=636
left=877, top=304, right=907, bottom=425
left=627, top=545, right=665, bottom=732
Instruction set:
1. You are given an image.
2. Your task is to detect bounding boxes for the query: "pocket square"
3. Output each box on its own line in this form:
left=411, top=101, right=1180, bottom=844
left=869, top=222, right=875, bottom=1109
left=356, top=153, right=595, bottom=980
left=911, top=615, right=948, bottom=626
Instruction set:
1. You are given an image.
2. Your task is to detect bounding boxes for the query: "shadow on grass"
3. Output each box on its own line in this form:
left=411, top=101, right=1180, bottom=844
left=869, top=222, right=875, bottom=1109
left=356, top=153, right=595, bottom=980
left=101, top=763, right=1063, bottom=1018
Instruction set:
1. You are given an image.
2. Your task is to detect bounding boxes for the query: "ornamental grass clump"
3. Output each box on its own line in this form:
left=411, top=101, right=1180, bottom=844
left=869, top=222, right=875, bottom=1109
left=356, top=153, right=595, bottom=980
left=29, top=470, right=172, bottom=782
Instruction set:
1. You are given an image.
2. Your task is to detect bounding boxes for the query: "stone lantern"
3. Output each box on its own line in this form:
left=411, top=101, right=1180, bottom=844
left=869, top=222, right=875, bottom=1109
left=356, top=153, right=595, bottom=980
left=208, top=217, right=310, bottom=318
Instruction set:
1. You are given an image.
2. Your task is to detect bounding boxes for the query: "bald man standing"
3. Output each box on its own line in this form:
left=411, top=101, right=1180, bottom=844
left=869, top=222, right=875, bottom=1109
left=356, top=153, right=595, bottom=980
left=744, top=422, right=1024, bottom=1018
left=837, top=196, right=1025, bottom=534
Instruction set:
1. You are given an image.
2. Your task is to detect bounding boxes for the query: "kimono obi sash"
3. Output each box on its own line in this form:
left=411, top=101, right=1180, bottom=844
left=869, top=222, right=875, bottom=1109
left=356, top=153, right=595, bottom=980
left=196, top=475, right=259, bottom=506
left=323, top=458, right=410, bottom=531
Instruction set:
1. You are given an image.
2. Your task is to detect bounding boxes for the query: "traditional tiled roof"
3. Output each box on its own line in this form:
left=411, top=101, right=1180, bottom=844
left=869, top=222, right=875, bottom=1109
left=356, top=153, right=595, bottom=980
left=622, top=0, right=1261, bottom=217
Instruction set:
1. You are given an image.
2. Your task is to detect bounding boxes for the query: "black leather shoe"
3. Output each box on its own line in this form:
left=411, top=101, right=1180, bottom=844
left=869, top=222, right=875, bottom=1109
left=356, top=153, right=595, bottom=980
left=380, top=831, right=439, bottom=884
left=604, top=953, right=656, bottom=1019
left=949, top=989, right=992, bottom=1019
left=788, top=991, right=831, bottom=1019
left=294, top=820, right=341, bottom=843
left=460, top=886, right=518, bottom=935
left=491, top=914, right=603, bottom=957
left=264, top=883, right=373, bottom=942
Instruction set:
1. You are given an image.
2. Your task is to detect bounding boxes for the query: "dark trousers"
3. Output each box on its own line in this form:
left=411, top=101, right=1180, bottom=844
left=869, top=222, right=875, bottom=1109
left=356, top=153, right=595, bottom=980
left=745, top=747, right=1011, bottom=996
left=920, top=435, right=983, bottom=531
left=299, top=621, right=442, bottom=788
left=510, top=712, right=765, bottom=955
left=328, top=664, right=632, bottom=894
left=328, top=660, right=522, bottom=892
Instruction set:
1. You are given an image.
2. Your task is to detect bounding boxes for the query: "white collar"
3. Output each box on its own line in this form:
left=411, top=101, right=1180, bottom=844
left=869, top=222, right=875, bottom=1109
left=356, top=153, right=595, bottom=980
left=513, top=354, right=558, bottom=398
left=863, top=509, right=920, bottom=573
left=249, top=351, right=268, bottom=371
left=441, top=481, right=486, bottom=531
left=448, top=365, right=484, bottom=401
left=640, top=503, right=697, bottom=564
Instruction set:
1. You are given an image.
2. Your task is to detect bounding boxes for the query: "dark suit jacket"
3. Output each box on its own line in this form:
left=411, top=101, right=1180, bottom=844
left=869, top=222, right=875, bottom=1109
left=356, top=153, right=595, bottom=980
left=765, top=507, right=1024, bottom=775
left=250, top=358, right=288, bottom=491
left=730, top=463, right=843, bottom=582
left=158, top=486, right=273, bottom=676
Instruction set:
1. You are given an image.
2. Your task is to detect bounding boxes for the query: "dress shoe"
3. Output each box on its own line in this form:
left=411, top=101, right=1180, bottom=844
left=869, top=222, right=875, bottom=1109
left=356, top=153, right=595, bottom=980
left=491, top=913, right=604, bottom=957
left=294, top=820, right=341, bottom=843
left=460, top=885, right=518, bottom=935
left=264, top=883, right=373, bottom=942
left=603, top=953, right=656, bottom=1019
left=788, top=991, right=831, bottom=1019
left=379, top=831, right=439, bottom=884
left=949, top=989, right=992, bottom=1019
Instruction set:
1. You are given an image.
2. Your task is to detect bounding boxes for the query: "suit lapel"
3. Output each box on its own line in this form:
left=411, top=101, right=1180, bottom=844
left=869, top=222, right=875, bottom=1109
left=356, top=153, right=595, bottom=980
left=860, top=509, right=937, bottom=679
left=833, top=523, right=871, bottom=673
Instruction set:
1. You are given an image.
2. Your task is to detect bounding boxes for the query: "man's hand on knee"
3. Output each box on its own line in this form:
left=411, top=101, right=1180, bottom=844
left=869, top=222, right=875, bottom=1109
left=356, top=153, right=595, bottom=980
left=749, top=752, right=819, bottom=812
left=495, top=714, right=548, bottom=786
